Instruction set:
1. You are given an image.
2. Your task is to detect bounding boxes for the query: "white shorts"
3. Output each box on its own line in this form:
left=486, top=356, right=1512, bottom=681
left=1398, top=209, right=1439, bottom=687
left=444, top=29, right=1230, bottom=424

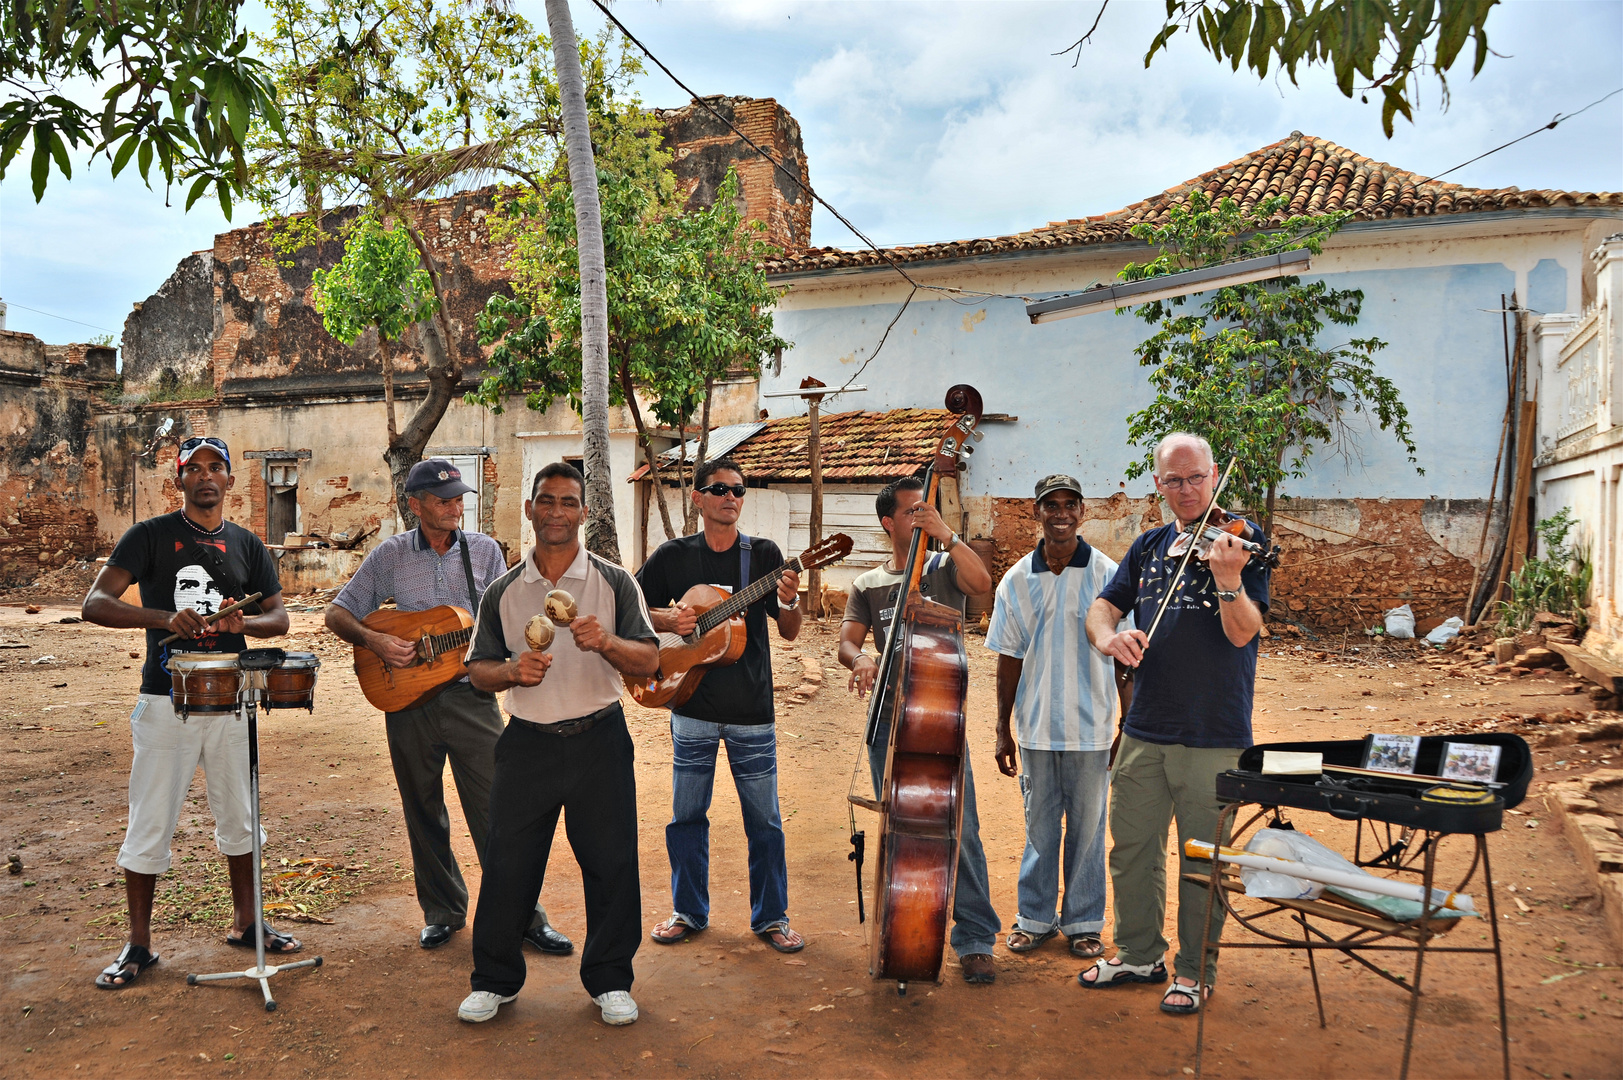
left=118, top=694, right=263, bottom=875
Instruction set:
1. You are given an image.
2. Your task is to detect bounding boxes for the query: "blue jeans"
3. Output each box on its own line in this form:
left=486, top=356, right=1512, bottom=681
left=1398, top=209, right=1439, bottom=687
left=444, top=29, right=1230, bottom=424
left=1015, top=748, right=1110, bottom=938
left=666, top=713, right=789, bottom=934
left=868, top=722, right=1002, bottom=958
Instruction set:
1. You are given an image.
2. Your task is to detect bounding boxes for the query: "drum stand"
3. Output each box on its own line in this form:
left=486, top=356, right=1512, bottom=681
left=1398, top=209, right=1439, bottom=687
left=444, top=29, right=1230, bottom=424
left=188, top=654, right=322, bottom=1010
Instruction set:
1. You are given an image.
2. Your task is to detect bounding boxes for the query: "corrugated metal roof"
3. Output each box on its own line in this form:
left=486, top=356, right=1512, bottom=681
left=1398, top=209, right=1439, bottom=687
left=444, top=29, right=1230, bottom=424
left=626, top=422, right=765, bottom=482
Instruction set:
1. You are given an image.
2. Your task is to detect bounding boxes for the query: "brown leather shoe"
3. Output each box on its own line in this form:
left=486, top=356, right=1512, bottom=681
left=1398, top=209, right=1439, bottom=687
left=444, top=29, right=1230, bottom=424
left=961, top=953, right=996, bottom=985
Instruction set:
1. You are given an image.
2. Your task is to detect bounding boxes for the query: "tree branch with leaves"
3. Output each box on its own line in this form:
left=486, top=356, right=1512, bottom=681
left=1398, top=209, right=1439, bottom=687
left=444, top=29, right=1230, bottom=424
left=1119, top=190, right=1421, bottom=532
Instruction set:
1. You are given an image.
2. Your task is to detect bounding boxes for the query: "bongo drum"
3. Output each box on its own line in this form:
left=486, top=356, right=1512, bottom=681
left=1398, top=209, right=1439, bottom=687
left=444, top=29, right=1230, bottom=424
left=169, top=653, right=243, bottom=718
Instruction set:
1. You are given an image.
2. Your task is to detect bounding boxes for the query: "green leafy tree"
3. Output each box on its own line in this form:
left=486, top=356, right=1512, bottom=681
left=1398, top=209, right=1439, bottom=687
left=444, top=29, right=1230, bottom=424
left=310, top=209, right=436, bottom=452
left=245, top=0, right=658, bottom=524
left=1064, top=0, right=1498, bottom=137
left=1, top=0, right=281, bottom=207
left=1119, top=190, right=1420, bottom=531
left=471, top=167, right=788, bottom=540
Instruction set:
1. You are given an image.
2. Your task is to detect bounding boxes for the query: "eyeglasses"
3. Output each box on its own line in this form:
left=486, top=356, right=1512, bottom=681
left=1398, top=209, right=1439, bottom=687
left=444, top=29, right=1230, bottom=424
left=697, top=483, right=746, bottom=498
left=1158, top=471, right=1212, bottom=492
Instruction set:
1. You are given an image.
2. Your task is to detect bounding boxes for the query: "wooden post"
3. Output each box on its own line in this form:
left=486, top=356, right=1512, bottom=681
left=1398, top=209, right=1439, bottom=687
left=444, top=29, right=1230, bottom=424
left=807, top=396, right=823, bottom=618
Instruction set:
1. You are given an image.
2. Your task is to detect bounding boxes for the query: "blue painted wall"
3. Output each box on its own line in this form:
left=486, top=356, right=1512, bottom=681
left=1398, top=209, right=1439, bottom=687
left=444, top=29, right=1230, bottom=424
left=765, top=260, right=1519, bottom=502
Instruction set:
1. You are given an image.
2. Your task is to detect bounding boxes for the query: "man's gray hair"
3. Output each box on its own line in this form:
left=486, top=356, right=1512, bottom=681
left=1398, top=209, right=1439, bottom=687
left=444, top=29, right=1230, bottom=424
left=1152, top=432, right=1214, bottom=472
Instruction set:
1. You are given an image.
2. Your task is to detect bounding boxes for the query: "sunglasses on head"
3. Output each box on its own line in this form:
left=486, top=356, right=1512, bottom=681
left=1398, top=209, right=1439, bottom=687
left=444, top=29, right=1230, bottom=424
left=697, top=482, right=746, bottom=498
left=179, top=436, right=228, bottom=453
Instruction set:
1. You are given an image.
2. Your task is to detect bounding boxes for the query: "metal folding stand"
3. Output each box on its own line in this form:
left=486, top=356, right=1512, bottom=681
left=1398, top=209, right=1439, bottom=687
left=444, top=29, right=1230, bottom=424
left=187, top=655, right=322, bottom=1010
left=1190, top=802, right=1509, bottom=1080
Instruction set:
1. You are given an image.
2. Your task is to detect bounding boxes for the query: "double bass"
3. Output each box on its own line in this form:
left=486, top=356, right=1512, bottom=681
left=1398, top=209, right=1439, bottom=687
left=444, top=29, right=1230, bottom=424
left=848, top=385, right=983, bottom=994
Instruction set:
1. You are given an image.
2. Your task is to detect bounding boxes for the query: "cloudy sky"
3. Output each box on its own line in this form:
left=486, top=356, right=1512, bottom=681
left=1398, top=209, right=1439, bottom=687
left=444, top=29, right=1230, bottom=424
left=2, top=0, right=1619, bottom=347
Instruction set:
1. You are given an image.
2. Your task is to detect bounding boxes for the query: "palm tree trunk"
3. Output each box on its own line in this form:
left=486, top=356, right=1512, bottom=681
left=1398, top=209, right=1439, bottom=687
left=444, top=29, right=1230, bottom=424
left=544, top=0, right=620, bottom=562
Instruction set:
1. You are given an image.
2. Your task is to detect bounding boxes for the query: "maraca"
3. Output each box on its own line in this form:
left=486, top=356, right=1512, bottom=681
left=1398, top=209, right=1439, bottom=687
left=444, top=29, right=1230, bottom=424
left=545, top=589, right=578, bottom=626
left=524, top=614, right=555, bottom=652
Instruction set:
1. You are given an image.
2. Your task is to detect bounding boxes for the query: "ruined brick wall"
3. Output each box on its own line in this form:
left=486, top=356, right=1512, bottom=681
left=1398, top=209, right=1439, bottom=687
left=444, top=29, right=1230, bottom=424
left=120, top=251, right=216, bottom=397
left=657, top=96, right=812, bottom=254
left=980, top=491, right=1484, bottom=631
left=0, top=331, right=118, bottom=585
left=212, top=189, right=510, bottom=397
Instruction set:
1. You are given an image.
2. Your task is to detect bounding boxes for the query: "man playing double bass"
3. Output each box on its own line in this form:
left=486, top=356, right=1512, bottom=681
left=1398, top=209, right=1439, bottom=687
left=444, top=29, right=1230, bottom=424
left=1083, top=433, right=1270, bottom=1016
left=838, top=476, right=1002, bottom=985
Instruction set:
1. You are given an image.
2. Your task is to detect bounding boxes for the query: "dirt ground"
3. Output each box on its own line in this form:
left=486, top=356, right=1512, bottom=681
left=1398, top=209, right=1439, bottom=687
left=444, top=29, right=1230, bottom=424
left=3, top=602, right=1621, bottom=1079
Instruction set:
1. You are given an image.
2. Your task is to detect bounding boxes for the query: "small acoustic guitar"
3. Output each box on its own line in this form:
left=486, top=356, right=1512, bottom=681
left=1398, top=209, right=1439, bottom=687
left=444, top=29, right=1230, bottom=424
left=353, top=605, right=475, bottom=713
left=627, top=534, right=854, bottom=709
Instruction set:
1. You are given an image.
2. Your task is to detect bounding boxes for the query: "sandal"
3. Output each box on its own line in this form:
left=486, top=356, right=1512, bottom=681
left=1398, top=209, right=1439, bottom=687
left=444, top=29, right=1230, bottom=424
left=1160, top=979, right=1211, bottom=1015
left=1078, top=957, right=1168, bottom=988
left=756, top=925, right=805, bottom=954
left=650, top=916, right=699, bottom=945
left=226, top=921, right=302, bottom=953
left=1069, top=933, right=1105, bottom=959
left=1005, top=927, right=1057, bottom=953
left=96, top=943, right=159, bottom=989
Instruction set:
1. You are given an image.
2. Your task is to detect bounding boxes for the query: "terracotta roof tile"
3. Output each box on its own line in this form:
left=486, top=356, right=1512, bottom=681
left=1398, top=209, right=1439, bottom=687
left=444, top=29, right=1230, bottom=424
left=638, top=408, right=957, bottom=484
left=766, top=132, right=1621, bottom=275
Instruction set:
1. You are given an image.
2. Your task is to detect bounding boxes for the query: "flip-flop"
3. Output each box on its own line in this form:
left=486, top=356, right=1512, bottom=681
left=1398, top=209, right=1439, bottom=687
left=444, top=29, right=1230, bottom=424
left=756, top=926, right=805, bottom=954
left=650, top=916, right=698, bottom=945
left=226, top=921, right=302, bottom=953
left=96, top=943, right=158, bottom=989
left=1005, top=927, right=1057, bottom=953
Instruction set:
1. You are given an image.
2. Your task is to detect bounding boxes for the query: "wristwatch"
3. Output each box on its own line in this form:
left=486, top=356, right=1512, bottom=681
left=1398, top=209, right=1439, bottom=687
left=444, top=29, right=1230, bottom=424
left=946, top=531, right=960, bottom=550
left=1216, top=589, right=1240, bottom=603
left=782, top=593, right=801, bottom=611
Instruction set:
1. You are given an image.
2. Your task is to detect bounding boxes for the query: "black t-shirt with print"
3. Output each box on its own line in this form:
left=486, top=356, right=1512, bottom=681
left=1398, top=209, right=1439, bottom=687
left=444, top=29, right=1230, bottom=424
left=636, top=532, right=784, bottom=726
left=107, top=512, right=284, bottom=695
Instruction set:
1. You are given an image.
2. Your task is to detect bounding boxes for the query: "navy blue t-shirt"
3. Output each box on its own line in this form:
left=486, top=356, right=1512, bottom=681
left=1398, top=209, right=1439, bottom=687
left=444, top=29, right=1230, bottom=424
left=1097, top=521, right=1271, bottom=749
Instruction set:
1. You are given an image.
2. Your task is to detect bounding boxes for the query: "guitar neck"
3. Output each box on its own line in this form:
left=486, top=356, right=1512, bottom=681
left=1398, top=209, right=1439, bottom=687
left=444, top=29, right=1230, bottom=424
left=424, top=626, right=473, bottom=656
left=696, top=557, right=803, bottom=634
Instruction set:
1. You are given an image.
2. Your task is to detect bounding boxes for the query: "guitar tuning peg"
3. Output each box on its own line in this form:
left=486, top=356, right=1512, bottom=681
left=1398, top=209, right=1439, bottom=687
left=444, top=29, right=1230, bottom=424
left=961, top=445, right=974, bottom=456
left=972, top=430, right=984, bottom=442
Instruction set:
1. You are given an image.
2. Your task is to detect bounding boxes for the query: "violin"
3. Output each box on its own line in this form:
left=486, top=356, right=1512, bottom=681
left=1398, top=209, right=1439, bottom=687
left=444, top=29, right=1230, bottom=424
left=1168, top=505, right=1282, bottom=569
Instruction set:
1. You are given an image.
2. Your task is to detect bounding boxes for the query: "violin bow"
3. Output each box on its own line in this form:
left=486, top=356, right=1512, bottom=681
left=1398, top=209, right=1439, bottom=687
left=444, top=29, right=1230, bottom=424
left=1142, top=456, right=1237, bottom=649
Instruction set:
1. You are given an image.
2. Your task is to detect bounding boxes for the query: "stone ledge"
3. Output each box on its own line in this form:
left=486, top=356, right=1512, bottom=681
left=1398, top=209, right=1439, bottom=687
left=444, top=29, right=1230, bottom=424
left=1545, top=769, right=1623, bottom=949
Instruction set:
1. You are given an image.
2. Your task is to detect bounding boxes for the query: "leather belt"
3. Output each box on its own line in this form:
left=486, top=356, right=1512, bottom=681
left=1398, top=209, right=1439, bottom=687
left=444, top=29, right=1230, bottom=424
left=511, top=702, right=619, bottom=738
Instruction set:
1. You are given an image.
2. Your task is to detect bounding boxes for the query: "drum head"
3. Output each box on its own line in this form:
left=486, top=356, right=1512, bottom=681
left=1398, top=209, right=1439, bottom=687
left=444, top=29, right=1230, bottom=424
left=279, top=652, right=321, bottom=668
left=170, top=652, right=240, bottom=670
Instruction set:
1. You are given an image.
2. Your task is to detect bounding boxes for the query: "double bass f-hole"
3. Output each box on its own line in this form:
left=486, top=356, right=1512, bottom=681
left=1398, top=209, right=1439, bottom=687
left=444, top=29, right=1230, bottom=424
left=848, top=384, right=982, bottom=994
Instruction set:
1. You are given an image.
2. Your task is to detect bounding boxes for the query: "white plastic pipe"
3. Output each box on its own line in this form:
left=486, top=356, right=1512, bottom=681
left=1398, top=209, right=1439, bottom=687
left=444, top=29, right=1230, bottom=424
left=1186, top=839, right=1477, bottom=914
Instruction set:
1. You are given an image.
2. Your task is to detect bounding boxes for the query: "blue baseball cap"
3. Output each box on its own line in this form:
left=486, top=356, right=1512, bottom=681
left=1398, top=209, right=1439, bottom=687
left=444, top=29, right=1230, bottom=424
left=405, top=458, right=474, bottom=499
left=176, top=436, right=231, bottom=473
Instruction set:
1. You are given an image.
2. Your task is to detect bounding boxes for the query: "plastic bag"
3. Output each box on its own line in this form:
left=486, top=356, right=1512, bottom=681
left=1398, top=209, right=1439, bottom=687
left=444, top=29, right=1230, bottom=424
left=1240, top=829, right=1325, bottom=900
left=1384, top=604, right=1415, bottom=639
left=1239, top=828, right=1474, bottom=920
left=1425, top=616, right=1464, bottom=645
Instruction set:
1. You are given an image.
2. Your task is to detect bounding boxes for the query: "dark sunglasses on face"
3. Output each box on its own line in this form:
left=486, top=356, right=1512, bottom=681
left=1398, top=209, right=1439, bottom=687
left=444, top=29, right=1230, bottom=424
left=697, top=482, right=746, bottom=498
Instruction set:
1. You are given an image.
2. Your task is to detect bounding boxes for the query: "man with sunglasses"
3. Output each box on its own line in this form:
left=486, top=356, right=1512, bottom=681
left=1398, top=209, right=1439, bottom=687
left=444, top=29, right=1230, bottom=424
left=1082, top=434, right=1269, bottom=1016
left=83, top=436, right=297, bottom=989
left=635, top=458, right=806, bottom=954
left=326, top=459, right=570, bottom=956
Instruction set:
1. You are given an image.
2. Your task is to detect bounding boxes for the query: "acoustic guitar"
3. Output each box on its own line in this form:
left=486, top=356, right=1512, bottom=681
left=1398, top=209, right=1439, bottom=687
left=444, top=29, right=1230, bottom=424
left=353, top=605, right=475, bottom=712
left=626, top=534, right=854, bottom=709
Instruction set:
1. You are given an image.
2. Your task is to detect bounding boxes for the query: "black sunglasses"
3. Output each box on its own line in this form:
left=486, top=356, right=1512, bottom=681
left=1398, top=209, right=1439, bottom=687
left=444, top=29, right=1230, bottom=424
left=697, top=482, right=746, bottom=498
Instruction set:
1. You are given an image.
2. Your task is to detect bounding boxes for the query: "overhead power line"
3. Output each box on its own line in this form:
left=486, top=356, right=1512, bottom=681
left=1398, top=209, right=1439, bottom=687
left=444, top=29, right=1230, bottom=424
left=1424, top=87, right=1623, bottom=184
left=2, top=300, right=116, bottom=335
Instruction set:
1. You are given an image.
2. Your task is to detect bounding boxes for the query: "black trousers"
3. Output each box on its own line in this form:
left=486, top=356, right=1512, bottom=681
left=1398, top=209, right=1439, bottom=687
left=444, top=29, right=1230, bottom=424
left=470, top=703, right=641, bottom=998
left=384, top=680, right=545, bottom=931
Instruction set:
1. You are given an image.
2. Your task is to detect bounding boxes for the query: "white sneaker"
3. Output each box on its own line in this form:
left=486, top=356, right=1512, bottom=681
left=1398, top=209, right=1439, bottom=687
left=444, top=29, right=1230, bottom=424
left=592, top=989, right=639, bottom=1025
left=458, top=990, right=516, bottom=1022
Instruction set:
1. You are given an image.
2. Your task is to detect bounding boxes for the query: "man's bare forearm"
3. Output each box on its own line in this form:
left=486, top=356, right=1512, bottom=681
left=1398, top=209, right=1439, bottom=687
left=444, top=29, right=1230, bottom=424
left=467, top=659, right=519, bottom=693
left=601, top=636, right=659, bottom=678
left=1086, top=598, right=1125, bottom=651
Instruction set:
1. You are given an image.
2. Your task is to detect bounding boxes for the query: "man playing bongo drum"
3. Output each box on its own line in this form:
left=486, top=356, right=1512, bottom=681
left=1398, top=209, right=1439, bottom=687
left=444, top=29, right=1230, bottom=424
left=82, top=435, right=297, bottom=989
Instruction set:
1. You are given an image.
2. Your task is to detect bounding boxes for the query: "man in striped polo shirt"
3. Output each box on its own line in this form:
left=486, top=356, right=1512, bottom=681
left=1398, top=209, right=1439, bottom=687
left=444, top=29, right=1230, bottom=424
left=985, top=473, right=1120, bottom=962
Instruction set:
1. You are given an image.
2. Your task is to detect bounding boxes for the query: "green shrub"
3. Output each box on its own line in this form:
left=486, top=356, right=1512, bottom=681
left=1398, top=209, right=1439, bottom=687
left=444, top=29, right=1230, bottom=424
left=1495, top=508, right=1591, bottom=633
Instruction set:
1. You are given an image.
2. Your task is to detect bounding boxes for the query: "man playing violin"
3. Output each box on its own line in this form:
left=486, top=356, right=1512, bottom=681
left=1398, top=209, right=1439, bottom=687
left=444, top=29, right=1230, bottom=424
left=1083, top=433, right=1270, bottom=1016
left=838, top=476, right=1002, bottom=984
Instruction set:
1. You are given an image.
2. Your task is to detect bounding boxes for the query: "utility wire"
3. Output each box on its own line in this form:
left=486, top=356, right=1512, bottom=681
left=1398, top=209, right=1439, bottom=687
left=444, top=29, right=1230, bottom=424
left=1424, top=87, right=1622, bottom=184
left=2, top=301, right=116, bottom=334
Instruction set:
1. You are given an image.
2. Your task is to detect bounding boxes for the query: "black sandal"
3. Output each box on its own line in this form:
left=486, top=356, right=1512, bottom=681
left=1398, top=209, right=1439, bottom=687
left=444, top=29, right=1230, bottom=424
left=226, top=921, right=302, bottom=953
left=96, top=943, right=158, bottom=989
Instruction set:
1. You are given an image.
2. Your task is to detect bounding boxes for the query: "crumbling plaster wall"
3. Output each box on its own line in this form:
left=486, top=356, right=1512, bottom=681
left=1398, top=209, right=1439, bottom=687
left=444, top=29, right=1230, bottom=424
left=120, top=251, right=216, bottom=397
left=0, top=331, right=118, bottom=586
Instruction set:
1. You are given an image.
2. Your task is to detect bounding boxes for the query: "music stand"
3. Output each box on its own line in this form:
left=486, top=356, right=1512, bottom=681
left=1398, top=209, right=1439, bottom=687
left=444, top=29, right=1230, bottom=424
left=187, top=649, right=322, bottom=1009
